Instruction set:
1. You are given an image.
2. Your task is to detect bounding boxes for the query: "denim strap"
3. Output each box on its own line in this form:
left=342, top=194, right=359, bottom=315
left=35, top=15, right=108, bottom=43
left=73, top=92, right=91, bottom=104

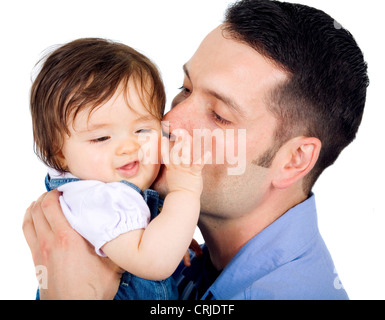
left=45, top=174, right=161, bottom=219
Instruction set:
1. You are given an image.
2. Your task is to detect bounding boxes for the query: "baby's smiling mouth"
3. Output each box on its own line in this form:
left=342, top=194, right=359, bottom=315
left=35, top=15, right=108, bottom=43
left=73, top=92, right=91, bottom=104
left=117, top=161, right=139, bottom=178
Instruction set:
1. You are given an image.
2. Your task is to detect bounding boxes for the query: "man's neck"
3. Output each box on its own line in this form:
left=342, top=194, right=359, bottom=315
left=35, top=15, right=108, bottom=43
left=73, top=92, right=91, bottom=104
left=198, top=188, right=307, bottom=271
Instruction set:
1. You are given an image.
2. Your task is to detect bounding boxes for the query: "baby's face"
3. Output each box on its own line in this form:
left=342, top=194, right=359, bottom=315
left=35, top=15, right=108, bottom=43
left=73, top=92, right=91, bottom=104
left=60, top=81, right=161, bottom=190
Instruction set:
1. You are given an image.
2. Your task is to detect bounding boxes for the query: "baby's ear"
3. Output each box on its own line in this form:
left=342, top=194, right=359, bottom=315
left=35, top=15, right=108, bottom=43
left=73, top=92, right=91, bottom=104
left=271, top=137, right=321, bottom=189
left=56, top=151, right=68, bottom=171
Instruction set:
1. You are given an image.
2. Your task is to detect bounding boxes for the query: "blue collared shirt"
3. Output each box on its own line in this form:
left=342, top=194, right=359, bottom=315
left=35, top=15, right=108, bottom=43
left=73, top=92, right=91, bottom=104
left=173, top=194, right=348, bottom=300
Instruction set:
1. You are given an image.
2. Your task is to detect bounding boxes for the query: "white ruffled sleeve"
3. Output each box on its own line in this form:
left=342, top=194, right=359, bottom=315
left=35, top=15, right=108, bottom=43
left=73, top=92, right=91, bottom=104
left=57, top=180, right=150, bottom=257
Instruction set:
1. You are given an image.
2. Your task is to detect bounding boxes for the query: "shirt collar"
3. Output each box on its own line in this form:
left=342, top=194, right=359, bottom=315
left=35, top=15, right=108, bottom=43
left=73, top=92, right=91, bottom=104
left=47, top=167, right=78, bottom=179
left=204, top=194, right=319, bottom=300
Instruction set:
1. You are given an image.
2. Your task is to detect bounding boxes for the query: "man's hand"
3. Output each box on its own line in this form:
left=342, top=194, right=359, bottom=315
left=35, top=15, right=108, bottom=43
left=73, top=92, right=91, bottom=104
left=183, top=238, right=203, bottom=267
left=22, top=189, right=123, bottom=300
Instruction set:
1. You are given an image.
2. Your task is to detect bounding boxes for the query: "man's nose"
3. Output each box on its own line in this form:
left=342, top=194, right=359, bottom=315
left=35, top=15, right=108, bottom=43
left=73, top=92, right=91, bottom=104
left=163, top=101, right=201, bottom=136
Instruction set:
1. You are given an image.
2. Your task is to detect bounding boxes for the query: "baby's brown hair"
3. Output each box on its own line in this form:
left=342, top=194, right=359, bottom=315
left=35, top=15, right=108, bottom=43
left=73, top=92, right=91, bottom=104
left=30, top=38, right=165, bottom=172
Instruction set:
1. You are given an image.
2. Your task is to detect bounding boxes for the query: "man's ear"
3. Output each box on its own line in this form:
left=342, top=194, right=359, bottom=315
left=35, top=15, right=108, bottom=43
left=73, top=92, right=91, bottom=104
left=272, top=137, right=321, bottom=189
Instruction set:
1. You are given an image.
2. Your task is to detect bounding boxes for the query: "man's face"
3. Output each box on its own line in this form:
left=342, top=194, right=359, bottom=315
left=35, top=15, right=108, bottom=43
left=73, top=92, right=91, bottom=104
left=153, top=26, right=287, bottom=219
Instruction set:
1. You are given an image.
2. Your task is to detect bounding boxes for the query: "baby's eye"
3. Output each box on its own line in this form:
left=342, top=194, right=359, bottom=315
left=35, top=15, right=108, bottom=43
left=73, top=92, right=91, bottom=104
left=135, top=128, right=152, bottom=134
left=90, top=136, right=110, bottom=143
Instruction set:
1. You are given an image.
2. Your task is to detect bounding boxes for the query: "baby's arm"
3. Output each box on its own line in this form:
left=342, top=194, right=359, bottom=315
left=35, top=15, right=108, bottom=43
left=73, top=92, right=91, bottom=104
left=102, top=131, right=209, bottom=280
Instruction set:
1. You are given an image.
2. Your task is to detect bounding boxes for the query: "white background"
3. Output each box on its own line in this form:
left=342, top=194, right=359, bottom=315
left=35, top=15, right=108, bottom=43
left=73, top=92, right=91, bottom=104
left=0, top=0, right=383, bottom=300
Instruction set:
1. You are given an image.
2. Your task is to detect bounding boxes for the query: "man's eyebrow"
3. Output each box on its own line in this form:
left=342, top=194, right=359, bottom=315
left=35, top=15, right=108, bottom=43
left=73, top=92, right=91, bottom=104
left=183, top=64, right=244, bottom=117
left=205, top=89, right=245, bottom=117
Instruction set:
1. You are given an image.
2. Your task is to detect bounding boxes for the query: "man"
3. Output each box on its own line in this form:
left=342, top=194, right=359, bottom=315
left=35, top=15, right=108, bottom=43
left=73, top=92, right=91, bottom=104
left=23, top=0, right=368, bottom=299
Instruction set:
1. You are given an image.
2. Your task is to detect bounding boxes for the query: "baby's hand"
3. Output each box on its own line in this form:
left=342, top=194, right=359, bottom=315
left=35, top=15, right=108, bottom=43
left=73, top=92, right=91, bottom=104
left=161, top=129, right=211, bottom=195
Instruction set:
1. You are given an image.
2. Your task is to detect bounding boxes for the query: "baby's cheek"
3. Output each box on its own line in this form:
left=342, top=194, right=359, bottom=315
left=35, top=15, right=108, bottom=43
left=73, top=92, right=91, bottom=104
left=73, top=153, right=112, bottom=181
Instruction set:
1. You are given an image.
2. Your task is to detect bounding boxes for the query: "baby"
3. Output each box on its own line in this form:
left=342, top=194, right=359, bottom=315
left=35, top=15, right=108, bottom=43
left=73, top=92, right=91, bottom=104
left=30, top=38, right=208, bottom=300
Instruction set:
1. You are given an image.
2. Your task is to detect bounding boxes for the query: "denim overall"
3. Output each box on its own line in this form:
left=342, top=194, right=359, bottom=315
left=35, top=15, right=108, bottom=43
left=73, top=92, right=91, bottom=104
left=36, top=174, right=178, bottom=300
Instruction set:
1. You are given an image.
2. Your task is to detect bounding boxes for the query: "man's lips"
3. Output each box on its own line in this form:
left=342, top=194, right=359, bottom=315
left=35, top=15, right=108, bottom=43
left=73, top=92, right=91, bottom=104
left=117, top=161, right=139, bottom=178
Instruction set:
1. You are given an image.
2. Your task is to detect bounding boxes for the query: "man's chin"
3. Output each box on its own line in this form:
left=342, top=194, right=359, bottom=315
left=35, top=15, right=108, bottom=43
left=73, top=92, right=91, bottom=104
left=151, top=165, right=168, bottom=198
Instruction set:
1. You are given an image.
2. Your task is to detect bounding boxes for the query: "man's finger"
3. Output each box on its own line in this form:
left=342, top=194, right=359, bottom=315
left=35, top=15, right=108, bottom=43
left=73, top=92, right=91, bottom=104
left=183, top=250, right=191, bottom=267
left=22, top=201, right=38, bottom=253
left=40, top=189, right=71, bottom=233
left=30, top=192, right=53, bottom=237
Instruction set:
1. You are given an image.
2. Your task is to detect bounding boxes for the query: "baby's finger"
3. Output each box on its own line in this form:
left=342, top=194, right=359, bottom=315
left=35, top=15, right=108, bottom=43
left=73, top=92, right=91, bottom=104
left=181, top=133, right=192, bottom=165
left=192, top=150, right=212, bottom=169
left=161, top=136, right=170, bottom=165
left=202, top=151, right=212, bottom=165
left=169, top=129, right=193, bottom=166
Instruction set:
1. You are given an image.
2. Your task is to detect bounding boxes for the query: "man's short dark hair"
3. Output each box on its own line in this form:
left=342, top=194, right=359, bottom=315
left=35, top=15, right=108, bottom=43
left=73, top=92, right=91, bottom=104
left=224, top=0, right=369, bottom=193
